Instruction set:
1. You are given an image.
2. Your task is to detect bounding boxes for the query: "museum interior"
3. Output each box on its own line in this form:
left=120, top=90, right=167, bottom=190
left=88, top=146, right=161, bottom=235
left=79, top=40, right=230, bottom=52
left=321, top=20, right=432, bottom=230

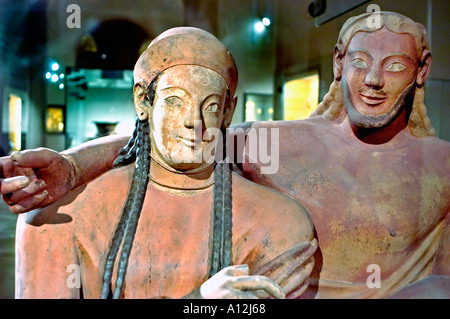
left=0, top=0, right=449, bottom=298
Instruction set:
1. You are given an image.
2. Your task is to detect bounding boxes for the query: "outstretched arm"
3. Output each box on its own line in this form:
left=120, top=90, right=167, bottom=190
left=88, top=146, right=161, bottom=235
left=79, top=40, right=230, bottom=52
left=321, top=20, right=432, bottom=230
left=1, top=135, right=129, bottom=214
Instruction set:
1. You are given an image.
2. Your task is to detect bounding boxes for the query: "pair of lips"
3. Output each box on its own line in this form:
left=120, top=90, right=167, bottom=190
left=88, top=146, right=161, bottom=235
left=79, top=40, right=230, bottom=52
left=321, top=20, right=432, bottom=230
left=177, top=137, right=213, bottom=147
left=177, top=137, right=200, bottom=147
left=359, top=93, right=387, bottom=106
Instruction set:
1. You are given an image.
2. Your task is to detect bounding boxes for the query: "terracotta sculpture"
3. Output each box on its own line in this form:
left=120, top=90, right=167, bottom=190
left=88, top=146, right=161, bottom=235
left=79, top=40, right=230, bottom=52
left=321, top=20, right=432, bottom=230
left=3, top=12, right=448, bottom=298
left=13, top=27, right=315, bottom=299
left=238, top=12, right=449, bottom=298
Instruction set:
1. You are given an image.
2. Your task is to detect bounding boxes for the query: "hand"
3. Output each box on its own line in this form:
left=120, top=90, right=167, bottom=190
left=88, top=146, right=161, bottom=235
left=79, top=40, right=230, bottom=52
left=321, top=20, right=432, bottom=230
left=199, top=264, right=286, bottom=299
left=0, top=148, right=76, bottom=214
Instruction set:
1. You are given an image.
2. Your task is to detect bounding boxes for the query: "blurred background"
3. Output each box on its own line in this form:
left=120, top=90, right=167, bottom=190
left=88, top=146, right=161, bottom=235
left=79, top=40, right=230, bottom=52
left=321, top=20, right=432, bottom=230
left=0, top=0, right=449, bottom=298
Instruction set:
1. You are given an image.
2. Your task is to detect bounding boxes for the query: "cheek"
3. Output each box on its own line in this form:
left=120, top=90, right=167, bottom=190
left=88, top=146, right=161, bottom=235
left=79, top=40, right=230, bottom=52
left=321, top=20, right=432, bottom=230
left=153, top=108, right=181, bottom=150
left=343, top=65, right=366, bottom=92
left=383, top=71, right=416, bottom=97
left=203, top=113, right=223, bottom=131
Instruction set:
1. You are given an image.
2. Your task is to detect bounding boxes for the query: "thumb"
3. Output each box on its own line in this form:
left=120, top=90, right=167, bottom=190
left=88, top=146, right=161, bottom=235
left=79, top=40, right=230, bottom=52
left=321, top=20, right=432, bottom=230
left=11, top=148, right=56, bottom=169
left=223, top=264, right=249, bottom=277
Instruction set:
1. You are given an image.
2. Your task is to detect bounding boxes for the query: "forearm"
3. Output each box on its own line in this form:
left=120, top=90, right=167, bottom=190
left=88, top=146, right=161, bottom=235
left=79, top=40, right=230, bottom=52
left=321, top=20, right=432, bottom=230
left=61, top=135, right=129, bottom=188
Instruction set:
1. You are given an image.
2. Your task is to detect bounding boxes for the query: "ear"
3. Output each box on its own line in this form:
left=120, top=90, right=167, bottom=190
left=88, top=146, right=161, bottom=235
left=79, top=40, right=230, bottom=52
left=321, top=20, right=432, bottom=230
left=333, top=44, right=345, bottom=81
left=133, top=81, right=150, bottom=121
left=416, top=49, right=432, bottom=88
left=222, top=95, right=237, bottom=128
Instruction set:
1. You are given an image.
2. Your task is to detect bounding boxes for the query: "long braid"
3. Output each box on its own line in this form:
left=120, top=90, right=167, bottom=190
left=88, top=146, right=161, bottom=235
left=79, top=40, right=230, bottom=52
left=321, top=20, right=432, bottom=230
left=112, top=118, right=139, bottom=168
left=101, top=81, right=155, bottom=299
left=100, top=119, right=150, bottom=299
left=113, top=120, right=150, bottom=298
left=208, top=126, right=233, bottom=277
left=221, top=130, right=233, bottom=268
left=209, top=161, right=224, bottom=277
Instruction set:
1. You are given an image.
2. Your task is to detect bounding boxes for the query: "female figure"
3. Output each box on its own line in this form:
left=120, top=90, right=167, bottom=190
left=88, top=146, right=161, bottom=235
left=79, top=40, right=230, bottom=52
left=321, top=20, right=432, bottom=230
left=15, top=27, right=315, bottom=299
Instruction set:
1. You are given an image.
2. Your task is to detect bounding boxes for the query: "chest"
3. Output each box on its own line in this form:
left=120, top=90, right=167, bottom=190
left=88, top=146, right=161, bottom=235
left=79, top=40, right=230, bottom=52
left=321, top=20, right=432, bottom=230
left=259, top=140, right=448, bottom=256
left=78, top=186, right=215, bottom=298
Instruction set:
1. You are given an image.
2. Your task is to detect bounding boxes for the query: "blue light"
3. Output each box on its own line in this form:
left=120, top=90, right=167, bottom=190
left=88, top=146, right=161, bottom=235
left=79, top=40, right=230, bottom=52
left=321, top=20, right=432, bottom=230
left=45, top=72, right=51, bottom=79
left=254, top=21, right=265, bottom=33
left=51, top=62, right=59, bottom=71
left=59, top=83, right=64, bottom=89
left=51, top=74, right=59, bottom=82
left=262, top=17, right=271, bottom=26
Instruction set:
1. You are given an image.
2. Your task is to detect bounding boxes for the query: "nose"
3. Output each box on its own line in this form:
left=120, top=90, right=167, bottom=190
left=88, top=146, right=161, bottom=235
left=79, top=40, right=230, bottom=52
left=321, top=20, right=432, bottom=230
left=365, top=64, right=385, bottom=89
left=183, top=102, right=202, bottom=129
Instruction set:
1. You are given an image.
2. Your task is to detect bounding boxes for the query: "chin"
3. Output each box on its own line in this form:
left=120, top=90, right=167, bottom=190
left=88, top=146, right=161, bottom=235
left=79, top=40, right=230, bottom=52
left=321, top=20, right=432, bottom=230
left=355, top=101, right=393, bottom=117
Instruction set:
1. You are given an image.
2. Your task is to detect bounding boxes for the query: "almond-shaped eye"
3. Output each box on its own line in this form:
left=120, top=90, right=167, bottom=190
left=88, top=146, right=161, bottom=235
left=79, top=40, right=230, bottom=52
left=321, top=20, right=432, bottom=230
left=164, top=96, right=184, bottom=107
left=351, top=58, right=368, bottom=69
left=205, top=103, right=220, bottom=112
left=386, top=62, right=406, bottom=72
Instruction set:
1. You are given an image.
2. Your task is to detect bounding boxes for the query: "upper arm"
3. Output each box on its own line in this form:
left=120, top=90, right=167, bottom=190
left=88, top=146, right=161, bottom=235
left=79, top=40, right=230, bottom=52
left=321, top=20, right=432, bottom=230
left=253, top=191, right=317, bottom=298
left=15, top=206, right=80, bottom=298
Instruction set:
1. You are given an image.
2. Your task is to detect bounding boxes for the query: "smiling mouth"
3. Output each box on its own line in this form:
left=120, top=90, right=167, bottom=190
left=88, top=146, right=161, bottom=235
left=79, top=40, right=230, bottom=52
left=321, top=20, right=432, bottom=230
left=177, top=137, right=213, bottom=148
left=177, top=137, right=199, bottom=147
left=359, top=93, right=387, bottom=106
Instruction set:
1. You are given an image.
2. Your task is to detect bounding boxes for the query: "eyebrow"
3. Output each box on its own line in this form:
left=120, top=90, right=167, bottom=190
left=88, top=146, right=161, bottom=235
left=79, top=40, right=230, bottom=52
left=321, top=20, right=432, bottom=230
left=347, top=48, right=372, bottom=56
left=158, top=87, right=224, bottom=104
left=347, top=48, right=415, bottom=61
left=384, top=52, right=415, bottom=61
left=159, top=86, right=188, bottom=93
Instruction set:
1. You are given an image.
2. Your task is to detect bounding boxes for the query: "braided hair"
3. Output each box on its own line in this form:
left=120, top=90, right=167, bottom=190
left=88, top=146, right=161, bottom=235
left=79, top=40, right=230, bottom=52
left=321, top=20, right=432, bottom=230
left=100, top=81, right=233, bottom=299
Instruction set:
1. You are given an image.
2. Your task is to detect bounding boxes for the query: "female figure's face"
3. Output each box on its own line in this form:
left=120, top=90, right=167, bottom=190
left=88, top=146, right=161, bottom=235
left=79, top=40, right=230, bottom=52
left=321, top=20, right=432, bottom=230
left=150, top=65, right=229, bottom=171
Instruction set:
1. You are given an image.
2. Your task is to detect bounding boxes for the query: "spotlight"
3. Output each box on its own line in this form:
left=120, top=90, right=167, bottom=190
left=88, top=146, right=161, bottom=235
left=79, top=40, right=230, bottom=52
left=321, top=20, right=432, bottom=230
left=51, top=74, right=59, bottom=82
left=60, top=73, right=65, bottom=79
left=254, top=21, right=265, bottom=33
left=262, top=17, right=271, bottom=26
left=45, top=72, right=51, bottom=79
left=59, top=83, right=64, bottom=90
left=51, top=62, right=60, bottom=71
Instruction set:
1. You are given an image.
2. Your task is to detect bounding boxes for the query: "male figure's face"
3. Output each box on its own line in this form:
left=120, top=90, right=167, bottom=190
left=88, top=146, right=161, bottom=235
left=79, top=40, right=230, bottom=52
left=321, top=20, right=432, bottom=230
left=341, top=27, right=420, bottom=127
left=150, top=65, right=229, bottom=171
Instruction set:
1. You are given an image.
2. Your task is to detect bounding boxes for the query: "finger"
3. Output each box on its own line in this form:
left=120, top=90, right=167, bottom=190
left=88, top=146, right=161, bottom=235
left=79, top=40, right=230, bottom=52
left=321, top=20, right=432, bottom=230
left=227, top=290, right=259, bottom=299
left=11, top=149, right=56, bottom=168
left=0, top=156, right=15, bottom=177
left=287, top=281, right=309, bottom=299
left=255, top=239, right=317, bottom=284
left=232, top=276, right=286, bottom=299
left=280, top=259, right=314, bottom=296
left=245, top=289, right=272, bottom=299
left=5, top=179, right=46, bottom=203
left=8, top=190, right=48, bottom=214
left=1, top=176, right=30, bottom=194
left=276, top=242, right=317, bottom=285
left=0, top=157, right=5, bottom=177
left=223, top=264, right=249, bottom=277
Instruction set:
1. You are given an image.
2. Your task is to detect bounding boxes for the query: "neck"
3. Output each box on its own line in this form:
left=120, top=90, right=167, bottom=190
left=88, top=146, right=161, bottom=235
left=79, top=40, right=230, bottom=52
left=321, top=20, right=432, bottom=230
left=149, top=158, right=215, bottom=190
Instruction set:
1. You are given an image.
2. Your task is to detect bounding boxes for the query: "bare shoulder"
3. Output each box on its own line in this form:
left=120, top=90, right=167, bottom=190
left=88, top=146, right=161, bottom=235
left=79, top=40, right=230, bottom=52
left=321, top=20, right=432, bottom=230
left=231, top=172, right=314, bottom=243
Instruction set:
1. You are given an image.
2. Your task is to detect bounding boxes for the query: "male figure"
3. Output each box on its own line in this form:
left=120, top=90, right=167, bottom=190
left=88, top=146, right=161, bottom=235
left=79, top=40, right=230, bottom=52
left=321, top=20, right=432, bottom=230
left=14, top=27, right=315, bottom=299
left=239, top=12, right=449, bottom=298
left=4, top=12, right=449, bottom=298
